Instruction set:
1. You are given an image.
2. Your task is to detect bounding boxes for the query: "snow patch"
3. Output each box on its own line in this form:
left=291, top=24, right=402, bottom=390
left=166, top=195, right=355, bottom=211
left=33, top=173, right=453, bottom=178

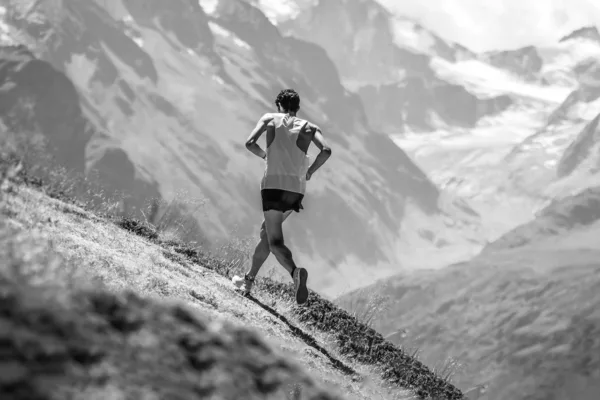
left=0, top=7, right=18, bottom=45
left=431, top=57, right=571, bottom=102
left=208, top=21, right=251, bottom=50
left=132, top=37, right=144, bottom=48
left=198, top=0, right=218, bottom=15
left=252, top=0, right=317, bottom=24
left=212, top=75, right=224, bottom=85
left=391, top=18, right=436, bottom=54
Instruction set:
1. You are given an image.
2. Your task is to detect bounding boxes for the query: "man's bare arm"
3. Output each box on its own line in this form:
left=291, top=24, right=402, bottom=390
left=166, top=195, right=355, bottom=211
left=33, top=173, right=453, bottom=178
left=306, top=125, right=332, bottom=180
left=245, top=113, right=273, bottom=160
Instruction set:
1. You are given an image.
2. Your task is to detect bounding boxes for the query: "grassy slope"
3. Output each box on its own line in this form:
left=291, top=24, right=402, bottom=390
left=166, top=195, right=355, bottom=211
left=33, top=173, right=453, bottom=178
left=0, top=167, right=464, bottom=399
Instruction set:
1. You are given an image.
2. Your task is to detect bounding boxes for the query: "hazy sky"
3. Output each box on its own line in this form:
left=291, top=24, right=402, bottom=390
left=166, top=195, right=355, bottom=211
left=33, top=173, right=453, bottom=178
left=377, top=0, right=600, bottom=51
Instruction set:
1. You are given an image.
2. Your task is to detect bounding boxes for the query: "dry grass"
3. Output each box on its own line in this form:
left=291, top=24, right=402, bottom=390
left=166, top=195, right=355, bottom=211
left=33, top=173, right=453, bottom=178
left=0, top=220, right=344, bottom=400
left=0, top=182, right=419, bottom=400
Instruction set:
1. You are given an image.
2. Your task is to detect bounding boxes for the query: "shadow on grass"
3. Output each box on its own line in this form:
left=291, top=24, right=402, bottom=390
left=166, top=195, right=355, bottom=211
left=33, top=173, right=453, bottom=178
left=244, top=293, right=357, bottom=377
left=115, top=215, right=464, bottom=399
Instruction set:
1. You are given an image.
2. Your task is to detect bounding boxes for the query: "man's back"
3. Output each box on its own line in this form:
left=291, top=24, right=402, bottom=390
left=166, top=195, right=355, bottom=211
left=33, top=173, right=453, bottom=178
left=262, top=113, right=313, bottom=195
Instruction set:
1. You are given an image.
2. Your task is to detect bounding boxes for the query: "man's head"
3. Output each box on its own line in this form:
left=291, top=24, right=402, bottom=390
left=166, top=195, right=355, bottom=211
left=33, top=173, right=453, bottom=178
left=275, top=89, right=300, bottom=113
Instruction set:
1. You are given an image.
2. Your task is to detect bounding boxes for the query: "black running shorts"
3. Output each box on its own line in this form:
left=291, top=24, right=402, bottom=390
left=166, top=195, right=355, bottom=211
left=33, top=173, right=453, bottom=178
left=261, top=189, right=304, bottom=213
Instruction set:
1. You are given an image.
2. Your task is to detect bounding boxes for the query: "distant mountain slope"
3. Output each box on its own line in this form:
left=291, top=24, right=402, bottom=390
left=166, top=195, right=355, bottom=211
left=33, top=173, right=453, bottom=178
left=278, top=0, right=512, bottom=134
left=338, top=186, right=600, bottom=400
left=484, top=186, right=600, bottom=251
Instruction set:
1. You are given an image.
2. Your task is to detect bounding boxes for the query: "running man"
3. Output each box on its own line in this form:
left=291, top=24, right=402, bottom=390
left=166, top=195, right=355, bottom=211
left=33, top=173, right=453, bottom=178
left=232, top=89, right=332, bottom=304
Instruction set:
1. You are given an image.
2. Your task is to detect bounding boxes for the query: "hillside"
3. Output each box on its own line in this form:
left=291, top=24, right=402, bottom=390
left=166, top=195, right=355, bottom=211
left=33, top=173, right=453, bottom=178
left=0, top=0, right=482, bottom=296
left=338, top=187, right=600, bottom=400
left=0, top=147, right=466, bottom=399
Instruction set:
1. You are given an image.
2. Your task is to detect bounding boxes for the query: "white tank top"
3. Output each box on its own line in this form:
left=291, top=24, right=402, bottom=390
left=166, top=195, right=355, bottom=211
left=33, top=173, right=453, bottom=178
left=261, top=114, right=310, bottom=194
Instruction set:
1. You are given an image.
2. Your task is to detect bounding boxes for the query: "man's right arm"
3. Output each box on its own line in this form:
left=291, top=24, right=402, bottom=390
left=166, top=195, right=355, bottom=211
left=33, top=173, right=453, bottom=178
left=245, top=113, right=274, bottom=160
left=306, top=124, right=332, bottom=180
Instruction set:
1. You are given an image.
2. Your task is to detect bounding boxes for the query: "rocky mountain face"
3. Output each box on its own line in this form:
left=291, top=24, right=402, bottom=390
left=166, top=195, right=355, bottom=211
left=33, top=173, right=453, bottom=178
left=503, top=36, right=600, bottom=209
left=559, top=26, right=600, bottom=43
left=279, top=0, right=512, bottom=134
left=480, top=46, right=543, bottom=80
left=557, top=113, right=600, bottom=177
left=0, top=43, right=161, bottom=215
left=0, top=0, right=482, bottom=296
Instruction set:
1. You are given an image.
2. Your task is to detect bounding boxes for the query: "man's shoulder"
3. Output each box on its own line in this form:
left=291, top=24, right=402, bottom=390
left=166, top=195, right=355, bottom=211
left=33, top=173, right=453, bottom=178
left=260, top=113, right=277, bottom=123
left=303, top=120, right=320, bottom=133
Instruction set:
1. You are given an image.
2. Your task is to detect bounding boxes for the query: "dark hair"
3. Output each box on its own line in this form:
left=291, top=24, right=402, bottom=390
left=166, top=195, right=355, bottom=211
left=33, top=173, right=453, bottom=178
left=275, top=89, right=300, bottom=112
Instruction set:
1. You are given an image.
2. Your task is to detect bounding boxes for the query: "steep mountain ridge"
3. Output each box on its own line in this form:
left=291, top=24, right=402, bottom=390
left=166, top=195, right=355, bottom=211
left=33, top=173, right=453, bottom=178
left=0, top=43, right=162, bottom=215
left=279, top=0, right=513, bottom=134
left=0, top=0, right=482, bottom=296
left=559, top=26, right=600, bottom=43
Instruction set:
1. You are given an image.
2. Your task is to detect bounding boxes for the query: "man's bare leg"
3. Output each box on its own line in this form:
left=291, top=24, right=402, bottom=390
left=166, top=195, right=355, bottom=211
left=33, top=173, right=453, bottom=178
left=263, top=210, right=298, bottom=275
left=246, top=210, right=293, bottom=279
left=264, top=209, right=308, bottom=304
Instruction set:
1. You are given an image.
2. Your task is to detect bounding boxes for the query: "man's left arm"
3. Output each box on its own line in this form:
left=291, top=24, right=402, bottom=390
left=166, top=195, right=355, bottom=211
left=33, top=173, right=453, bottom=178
left=245, top=113, right=273, bottom=160
left=306, top=123, right=332, bottom=180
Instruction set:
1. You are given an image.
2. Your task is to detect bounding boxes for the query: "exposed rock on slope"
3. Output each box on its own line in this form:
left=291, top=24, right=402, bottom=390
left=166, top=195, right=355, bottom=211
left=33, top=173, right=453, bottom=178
left=480, top=45, right=543, bottom=80
left=355, top=77, right=512, bottom=133
left=0, top=45, right=91, bottom=172
left=559, top=26, right=600, bottom=43
left=0, top=44, right=159, bottom=214
left=557, top=113, right=600, bottom=177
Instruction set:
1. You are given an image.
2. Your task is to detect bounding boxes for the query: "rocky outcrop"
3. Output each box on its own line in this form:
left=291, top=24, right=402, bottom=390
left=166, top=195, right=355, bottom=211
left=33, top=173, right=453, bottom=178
left=557, top=113, right=600, bottom=177
left=0, top=44, right=161, bottom=219
left=559, top=26, right=600, bottom=43
left=279, top=0, right=415, bottom=83
left=481, top=45, right=543, bottom=80
left=0, top=45, right=91, bottom=172
left=279, top=0, right=509, bottom=133
left=356, top=77, right=513, bottom=133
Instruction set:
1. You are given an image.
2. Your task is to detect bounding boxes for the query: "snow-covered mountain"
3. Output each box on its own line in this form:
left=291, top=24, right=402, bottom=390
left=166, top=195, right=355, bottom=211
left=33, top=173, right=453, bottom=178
left=391, top=25, right=600, bottom=238
left=276, top=0, right=513, bottom=138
